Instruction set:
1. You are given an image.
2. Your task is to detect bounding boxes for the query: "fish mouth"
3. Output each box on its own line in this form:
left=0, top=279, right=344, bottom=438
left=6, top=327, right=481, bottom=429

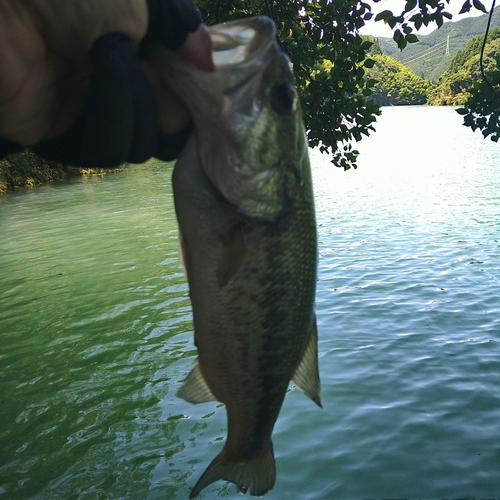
left=210, top=17, right=276, bottom=68
left=209, top=17, right=281, bottom=103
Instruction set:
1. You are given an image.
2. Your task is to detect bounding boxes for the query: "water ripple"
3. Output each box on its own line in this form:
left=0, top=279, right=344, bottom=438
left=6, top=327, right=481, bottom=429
left=1, top=111, right=500, bottom=498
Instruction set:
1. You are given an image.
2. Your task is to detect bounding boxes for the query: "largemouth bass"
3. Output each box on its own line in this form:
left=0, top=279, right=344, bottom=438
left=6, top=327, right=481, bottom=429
left=149, top=16, right=320, bottom=498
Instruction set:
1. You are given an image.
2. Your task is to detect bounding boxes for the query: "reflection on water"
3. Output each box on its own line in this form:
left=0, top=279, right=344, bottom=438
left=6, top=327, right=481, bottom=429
left=0, top=163, right=197, bottom=498
left=1, top=107, right=500, bottom=498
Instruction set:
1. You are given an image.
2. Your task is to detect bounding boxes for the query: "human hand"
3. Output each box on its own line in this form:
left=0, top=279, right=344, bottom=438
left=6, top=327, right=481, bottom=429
left=0, top=0, right=214, bottom=167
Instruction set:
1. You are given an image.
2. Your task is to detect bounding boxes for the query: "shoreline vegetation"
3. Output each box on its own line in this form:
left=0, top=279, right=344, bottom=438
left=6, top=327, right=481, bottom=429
left=0, top=150, right=123, bottom=195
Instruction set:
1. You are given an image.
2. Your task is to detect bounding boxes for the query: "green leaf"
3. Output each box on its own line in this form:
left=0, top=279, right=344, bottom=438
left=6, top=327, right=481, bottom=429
left=374, top=10, right=393, bottom=22
left=459, top=0, right=472, bottom=13
left=393, top=29, right=407, bottom=50
left=388, top=17, right=398, bottom=29
left=363, top=58, right=376, bottom=68
left=393, top=29, right=403, bottom=41
left=406, top=33, right=419, bottom=43
left=456, top=107, right=469, bottom=115
left=405, top=0, right=418, bottom=12
left=472, top=0, right=488, bottom=13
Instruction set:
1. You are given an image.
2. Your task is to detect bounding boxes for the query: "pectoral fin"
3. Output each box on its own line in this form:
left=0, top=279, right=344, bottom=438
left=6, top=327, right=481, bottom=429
left=177, top=358, right=217, bottom=404
left=292, top=318, right=322, bottom=408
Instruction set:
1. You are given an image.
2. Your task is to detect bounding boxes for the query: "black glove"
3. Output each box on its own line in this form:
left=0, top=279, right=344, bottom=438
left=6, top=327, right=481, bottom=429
left=0, top=0, right=201, bottom=168
left=145, top=0, right=202, bottom=50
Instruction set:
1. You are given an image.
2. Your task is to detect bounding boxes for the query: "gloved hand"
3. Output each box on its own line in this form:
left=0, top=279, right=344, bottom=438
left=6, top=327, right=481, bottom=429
left=0, top=0, right=213, bottom=167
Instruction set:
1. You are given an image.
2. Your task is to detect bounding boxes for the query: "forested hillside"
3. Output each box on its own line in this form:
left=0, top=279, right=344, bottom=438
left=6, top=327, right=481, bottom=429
left=364, top=39, right=430, bottom=105
left=378, top=6, right=500, bottom=81
left=366, top=27, right=500, bottom=107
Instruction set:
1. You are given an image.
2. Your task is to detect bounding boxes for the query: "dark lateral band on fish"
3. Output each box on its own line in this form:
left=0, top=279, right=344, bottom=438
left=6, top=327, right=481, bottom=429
left=146, top=16, right=321, bottom=498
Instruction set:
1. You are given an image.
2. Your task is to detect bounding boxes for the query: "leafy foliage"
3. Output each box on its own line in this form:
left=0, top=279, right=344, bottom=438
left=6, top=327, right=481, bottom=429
left=456, top=2, right=500, bottom=141
left=370, top=0, right=471, bottom=50
left=195, top=0, right=381, bottom=170
left=456, top=41, right=500, bottom=141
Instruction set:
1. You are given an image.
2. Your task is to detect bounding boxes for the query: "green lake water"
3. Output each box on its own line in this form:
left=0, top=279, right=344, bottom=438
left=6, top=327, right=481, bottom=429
left=1, top=106, right=500, bottom=498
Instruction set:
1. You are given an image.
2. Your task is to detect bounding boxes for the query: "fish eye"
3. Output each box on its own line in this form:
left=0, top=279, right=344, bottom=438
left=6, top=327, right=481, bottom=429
left=270, top=80, right=296, bottom=114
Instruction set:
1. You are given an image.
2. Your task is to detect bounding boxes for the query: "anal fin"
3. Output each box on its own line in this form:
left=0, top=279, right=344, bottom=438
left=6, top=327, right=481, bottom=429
left=177, top=358, right=217, bottom=404
left=292, top=317, right=322, bottom=407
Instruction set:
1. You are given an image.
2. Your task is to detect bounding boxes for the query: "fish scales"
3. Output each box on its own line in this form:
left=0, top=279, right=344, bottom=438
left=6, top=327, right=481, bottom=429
left=147, top=16, right=321, bottom=498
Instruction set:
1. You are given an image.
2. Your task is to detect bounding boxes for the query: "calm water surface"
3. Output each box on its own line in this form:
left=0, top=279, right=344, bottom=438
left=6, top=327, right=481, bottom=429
left=1, top=106, right=500, bottom=498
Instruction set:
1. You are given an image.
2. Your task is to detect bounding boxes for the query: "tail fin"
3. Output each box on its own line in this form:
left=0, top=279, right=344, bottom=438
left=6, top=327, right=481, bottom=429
left=189, top=442, right=276, bottom=498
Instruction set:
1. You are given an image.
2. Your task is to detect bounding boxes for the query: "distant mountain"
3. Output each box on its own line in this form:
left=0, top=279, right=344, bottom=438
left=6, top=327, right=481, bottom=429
left=378, top=7, right=500, bottom=81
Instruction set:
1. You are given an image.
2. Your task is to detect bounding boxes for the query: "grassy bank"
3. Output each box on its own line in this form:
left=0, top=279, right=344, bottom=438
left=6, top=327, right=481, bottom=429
left=0, top=150, right=70, bottom=194
left=0, top=150, right=120, bottom=195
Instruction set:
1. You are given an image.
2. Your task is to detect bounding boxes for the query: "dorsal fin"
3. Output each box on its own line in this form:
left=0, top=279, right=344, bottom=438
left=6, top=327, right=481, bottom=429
left=292, top=318, right=322, bottom=408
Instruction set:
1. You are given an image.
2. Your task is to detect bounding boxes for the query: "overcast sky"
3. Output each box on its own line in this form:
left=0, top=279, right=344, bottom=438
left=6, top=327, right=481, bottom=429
left=359, top=0, right=489, bottom=37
